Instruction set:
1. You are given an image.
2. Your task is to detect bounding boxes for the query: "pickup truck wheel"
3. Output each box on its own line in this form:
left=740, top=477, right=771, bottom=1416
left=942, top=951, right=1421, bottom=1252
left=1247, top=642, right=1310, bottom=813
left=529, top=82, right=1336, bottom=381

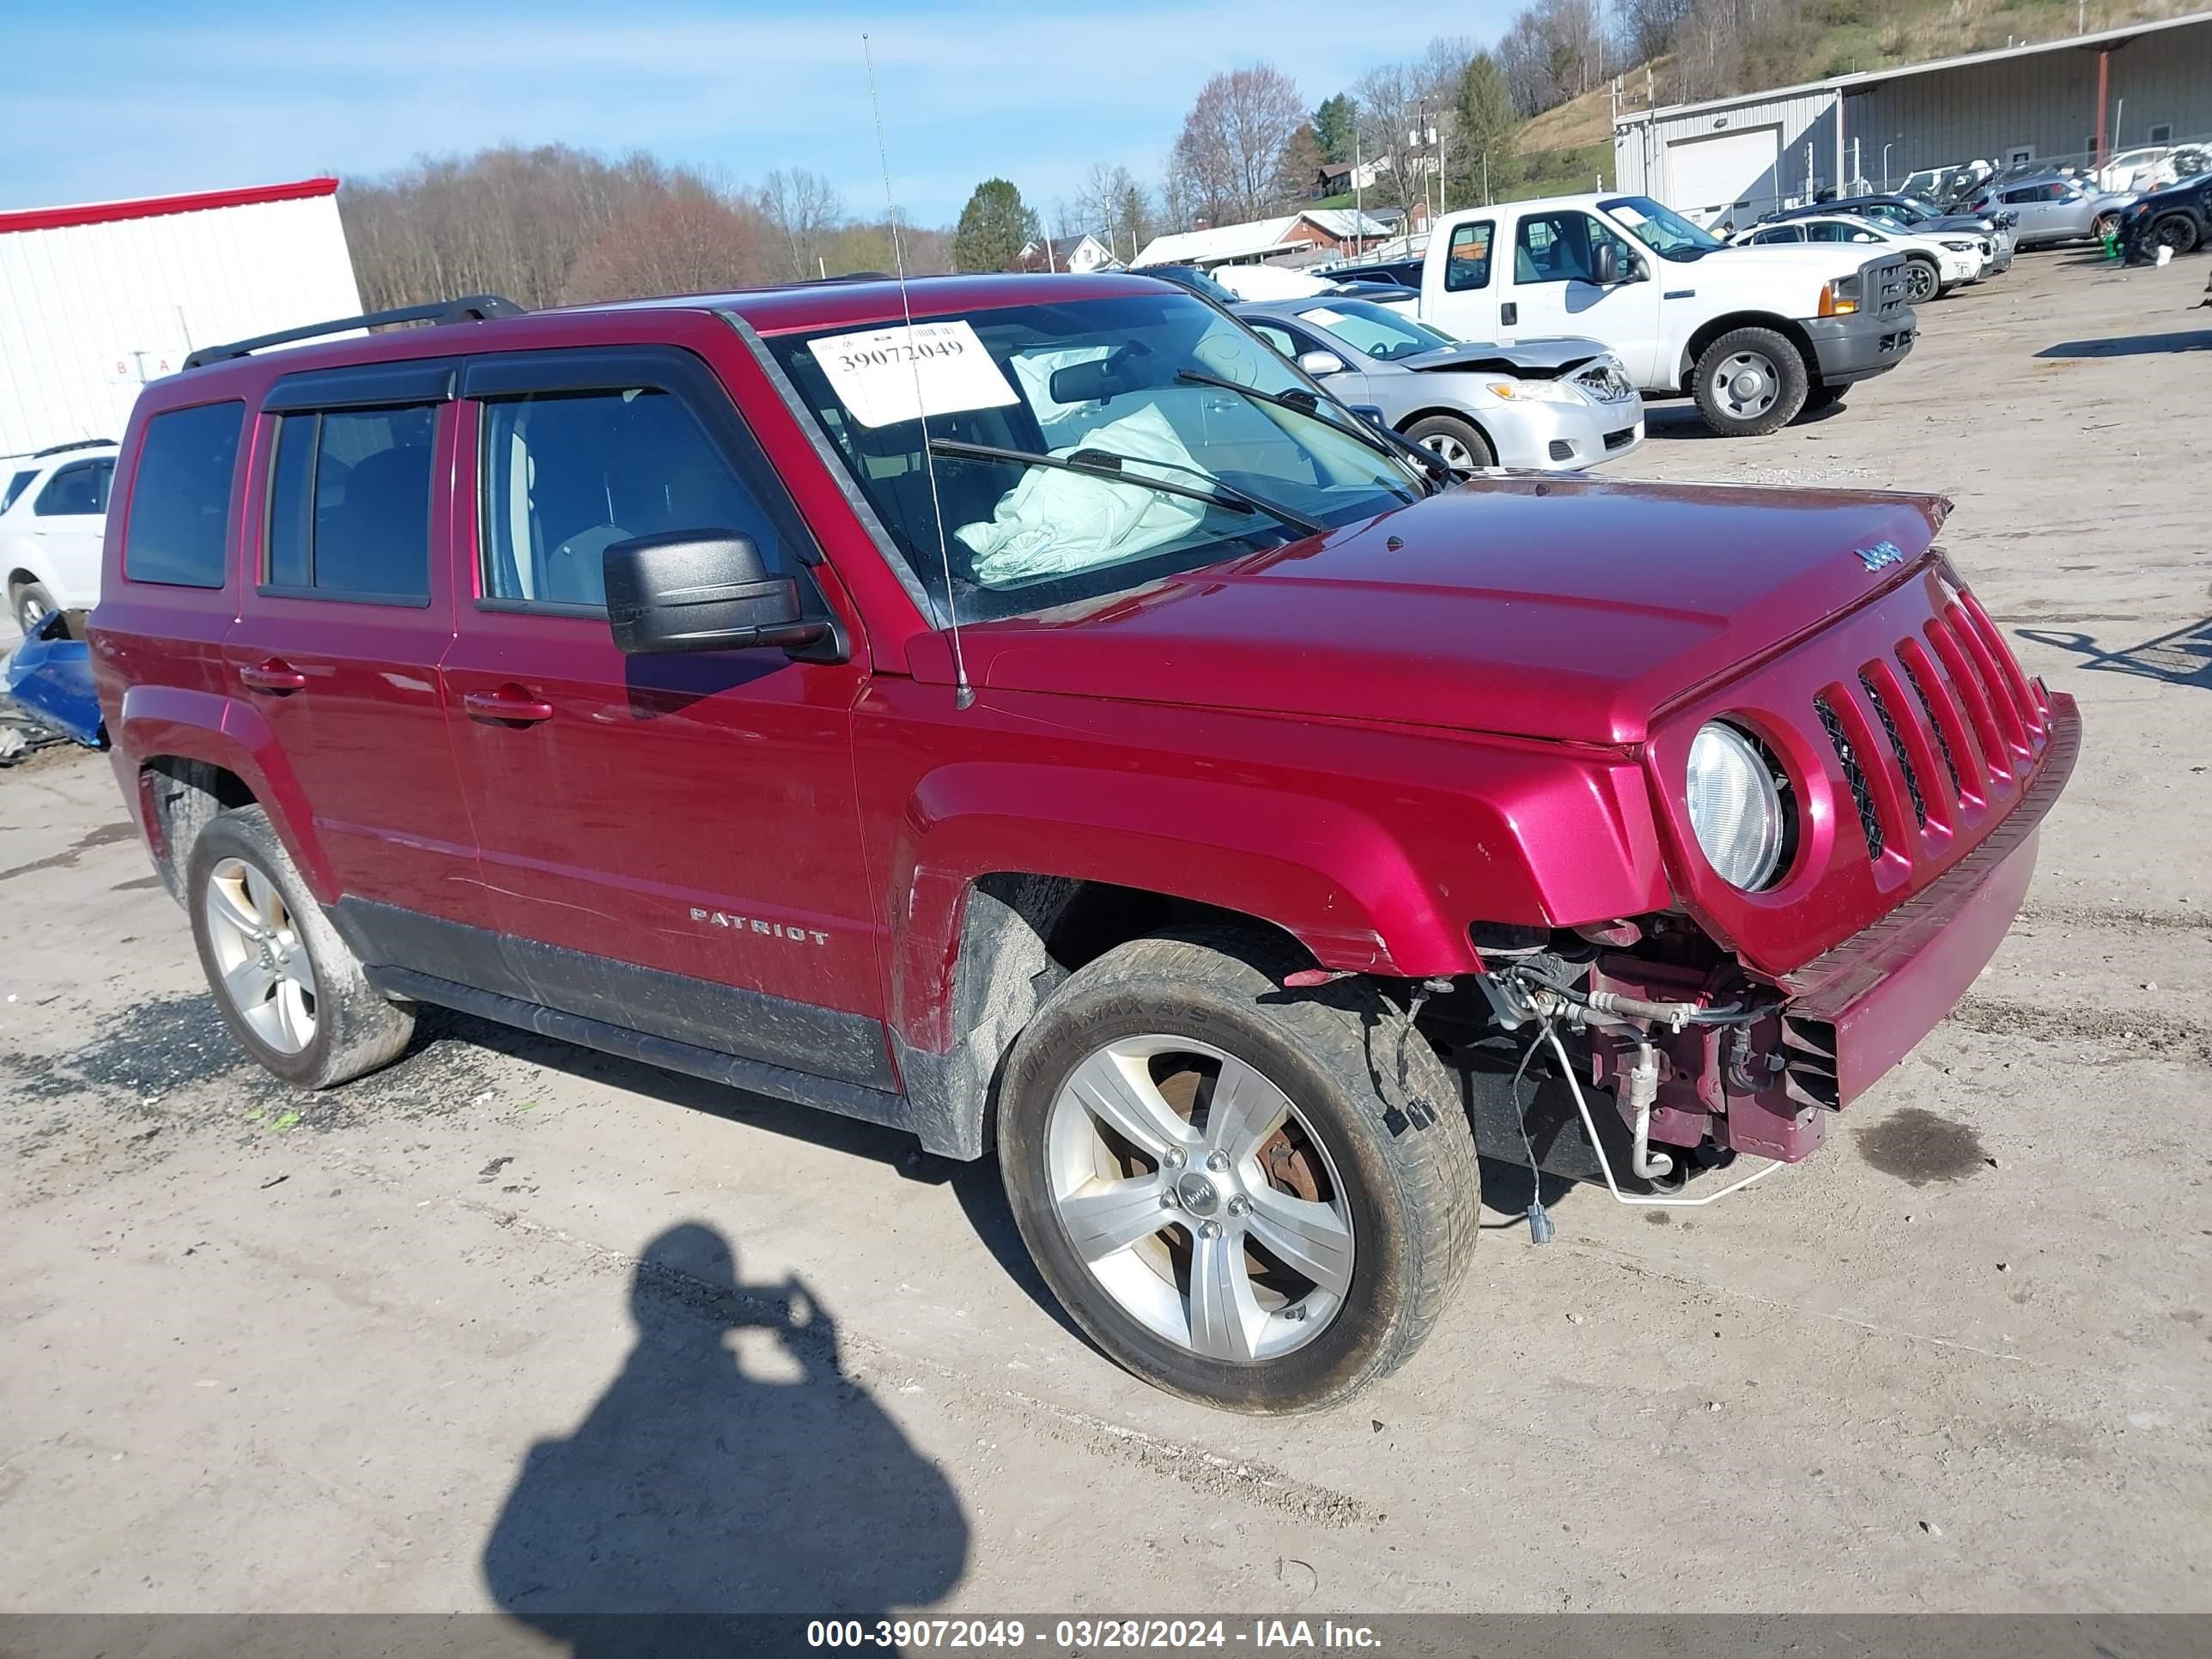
left=1403, top=415, right=1493, bottom=471
left=10, top=580, right=57, bottom=637
left=997, top=930, right=1478, bottom=1413
left=1692, top=326, right=1809, bottom=438
left=187, top=805, right=414, bottom=1090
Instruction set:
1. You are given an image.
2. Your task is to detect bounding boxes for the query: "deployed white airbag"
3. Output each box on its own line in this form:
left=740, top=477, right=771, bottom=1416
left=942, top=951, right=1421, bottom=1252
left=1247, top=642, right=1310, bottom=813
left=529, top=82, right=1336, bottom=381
left=954, top=404, right=1210, bottom=584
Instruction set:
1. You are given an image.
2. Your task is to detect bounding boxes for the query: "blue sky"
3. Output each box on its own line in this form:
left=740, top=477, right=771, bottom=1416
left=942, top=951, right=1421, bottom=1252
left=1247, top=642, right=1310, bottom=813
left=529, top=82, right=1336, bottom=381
left=3, top=1, right=1519, bottom=226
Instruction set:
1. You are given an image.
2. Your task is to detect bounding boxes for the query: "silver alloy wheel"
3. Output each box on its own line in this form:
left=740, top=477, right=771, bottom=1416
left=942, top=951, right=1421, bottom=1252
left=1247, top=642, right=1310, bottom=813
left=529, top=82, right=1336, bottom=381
left=1714, top=349, right=1780, bottom=421
left=203, top=855, right=318, bottom=1054
left=1903, top=261, right=1936, bottom=301
left=1418, top=432, right=1479, bottom=471
left=1044, top=1035, right=1354, bottom=1363
left=12, top=588, right=50, bottom=636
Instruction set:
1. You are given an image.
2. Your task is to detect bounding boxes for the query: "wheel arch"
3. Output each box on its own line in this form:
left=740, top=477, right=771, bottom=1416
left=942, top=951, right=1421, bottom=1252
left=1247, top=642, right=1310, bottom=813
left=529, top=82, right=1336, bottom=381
left=1679, top=312, right=1816, bottom=388
left=118, top=684, right=334, bottom=902
left=1395, top=405, right=1498, bottom=458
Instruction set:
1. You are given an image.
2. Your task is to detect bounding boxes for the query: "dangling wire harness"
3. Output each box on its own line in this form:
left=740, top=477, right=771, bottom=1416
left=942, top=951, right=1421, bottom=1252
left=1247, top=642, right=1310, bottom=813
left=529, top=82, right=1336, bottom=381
left=1487, top=961, right=1791, bottom=1238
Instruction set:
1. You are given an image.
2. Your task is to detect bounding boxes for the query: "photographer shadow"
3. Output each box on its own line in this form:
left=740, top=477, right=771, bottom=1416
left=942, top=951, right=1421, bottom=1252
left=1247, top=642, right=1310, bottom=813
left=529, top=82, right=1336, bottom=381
left=483, top=1223, right=969, bottom=1655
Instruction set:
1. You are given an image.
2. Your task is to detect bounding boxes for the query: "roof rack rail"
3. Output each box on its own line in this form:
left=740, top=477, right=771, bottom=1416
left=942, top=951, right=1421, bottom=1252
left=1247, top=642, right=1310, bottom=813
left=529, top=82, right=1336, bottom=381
left=32, top=437, right=116, bottom=458
left=182, top=295, right=526, bottom=371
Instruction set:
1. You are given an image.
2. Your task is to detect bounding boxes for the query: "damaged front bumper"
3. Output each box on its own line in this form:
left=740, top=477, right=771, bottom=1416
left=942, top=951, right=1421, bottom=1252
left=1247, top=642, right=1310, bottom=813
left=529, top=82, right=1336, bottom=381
left=1598, top=693, right=2081, bottom=1165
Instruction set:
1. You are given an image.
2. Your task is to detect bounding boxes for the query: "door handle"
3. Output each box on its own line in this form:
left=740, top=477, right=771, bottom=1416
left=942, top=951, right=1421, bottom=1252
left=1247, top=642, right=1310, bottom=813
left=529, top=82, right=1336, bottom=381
left=463, top=686, right=556, bottom=725
left=239, top=659, right=307, bottom=693
left=1501, top=302, right=1518, bottom=325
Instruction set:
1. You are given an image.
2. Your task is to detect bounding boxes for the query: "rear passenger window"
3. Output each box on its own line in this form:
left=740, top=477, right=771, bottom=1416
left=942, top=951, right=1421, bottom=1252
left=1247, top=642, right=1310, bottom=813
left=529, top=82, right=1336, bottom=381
left=124, top=402, right=244, bottom=588
left=35, top=460, right=111, bottom=516
left=263, top=405, right=436, bottom=601
left=479, top=388, right=787, bottom=608
left=2, top=470, right=35, bottom=514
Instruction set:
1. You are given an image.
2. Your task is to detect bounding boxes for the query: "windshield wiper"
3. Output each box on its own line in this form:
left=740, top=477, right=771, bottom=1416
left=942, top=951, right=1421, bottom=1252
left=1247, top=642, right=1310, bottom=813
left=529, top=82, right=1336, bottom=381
left=926, top=437, right=1328, bottom=538
left=1174, top=369, right=1454, bottom=489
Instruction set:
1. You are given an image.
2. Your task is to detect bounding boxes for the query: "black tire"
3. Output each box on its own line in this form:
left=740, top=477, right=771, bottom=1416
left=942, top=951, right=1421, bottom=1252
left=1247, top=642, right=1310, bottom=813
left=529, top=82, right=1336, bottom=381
left=186, top=805, right=414, bottom=1090
left=1692, top=325, right=1809, bottom=438
left=1901, top=258, right=1938, bottom=302
left=1802, top=383, right=1847, bottom=414
left=10, top=580, right=58, bottom=638
left=1401, top=413, right=1494, bottom=471
left=996, top=928, right=1479, bottom=1413
left=2153, top=214, right=2202, bottom=255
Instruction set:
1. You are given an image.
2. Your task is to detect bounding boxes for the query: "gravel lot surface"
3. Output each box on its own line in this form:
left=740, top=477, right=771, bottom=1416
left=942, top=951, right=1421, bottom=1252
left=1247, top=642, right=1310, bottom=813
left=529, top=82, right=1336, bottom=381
left=1, top=250, right=2206, bottom=1626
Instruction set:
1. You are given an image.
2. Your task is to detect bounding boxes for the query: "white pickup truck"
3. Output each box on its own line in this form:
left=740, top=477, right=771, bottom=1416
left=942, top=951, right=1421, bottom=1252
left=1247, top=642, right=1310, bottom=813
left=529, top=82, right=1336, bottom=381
left=1413, top=193, right=1919, bottom=436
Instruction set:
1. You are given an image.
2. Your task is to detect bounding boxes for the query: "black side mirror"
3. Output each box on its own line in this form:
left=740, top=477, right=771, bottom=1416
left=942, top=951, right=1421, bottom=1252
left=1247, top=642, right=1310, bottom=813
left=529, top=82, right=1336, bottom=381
left=1590, top=242, right=1622, bottom=285
left=603, top=530, right=828, bottom=656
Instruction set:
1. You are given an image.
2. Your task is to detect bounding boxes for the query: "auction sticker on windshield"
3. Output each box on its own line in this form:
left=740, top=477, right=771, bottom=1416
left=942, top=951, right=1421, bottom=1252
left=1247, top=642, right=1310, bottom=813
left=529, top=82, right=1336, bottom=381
left=814, top=319, right=1019, bottom=429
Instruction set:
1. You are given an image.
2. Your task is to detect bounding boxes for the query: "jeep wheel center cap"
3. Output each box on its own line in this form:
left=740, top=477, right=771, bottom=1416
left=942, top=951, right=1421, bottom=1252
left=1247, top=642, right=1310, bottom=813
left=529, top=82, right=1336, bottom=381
left=1176, top=1173, right=1221, bottom=1216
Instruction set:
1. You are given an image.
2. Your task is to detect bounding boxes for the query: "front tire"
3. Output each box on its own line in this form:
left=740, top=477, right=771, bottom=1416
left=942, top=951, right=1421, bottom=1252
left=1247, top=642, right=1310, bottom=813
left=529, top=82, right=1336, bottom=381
left=1402, top=414, right=1494, bottom=472
left=997, top=930, right=1478, bottom=1413
left=2153, top=214, right=2202, bottom=255
left=1901, top=258, right=1938, bottom=302
left=187, top=805, right=414, bottom=1090
left=1692, top=326, right=1809, bottom=437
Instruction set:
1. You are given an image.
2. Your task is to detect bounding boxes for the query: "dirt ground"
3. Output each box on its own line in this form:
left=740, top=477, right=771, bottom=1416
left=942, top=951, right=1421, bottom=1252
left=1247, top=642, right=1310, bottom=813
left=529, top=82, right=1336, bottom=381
left=1, top=251, right=2206, bottom=1626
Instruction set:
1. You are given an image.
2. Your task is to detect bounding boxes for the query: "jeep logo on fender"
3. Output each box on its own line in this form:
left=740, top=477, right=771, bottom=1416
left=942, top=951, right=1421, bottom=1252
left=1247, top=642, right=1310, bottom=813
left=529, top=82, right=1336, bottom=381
left=1856, top=539, right=1905, bottom=572
left=690, top=908, right=829, bottom=946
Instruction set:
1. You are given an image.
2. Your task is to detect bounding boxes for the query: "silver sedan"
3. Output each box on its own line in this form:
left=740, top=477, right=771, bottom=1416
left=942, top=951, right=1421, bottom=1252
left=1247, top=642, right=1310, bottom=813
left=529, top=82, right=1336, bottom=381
left=1231, top=297, right=1645, bottom=472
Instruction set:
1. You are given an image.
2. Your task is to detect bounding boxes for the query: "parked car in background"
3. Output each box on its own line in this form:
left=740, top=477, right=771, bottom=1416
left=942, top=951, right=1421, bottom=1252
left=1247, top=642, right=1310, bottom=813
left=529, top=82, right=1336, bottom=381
left=2118, top=172, right=2212, bottom=259
left=1200, top=263, right=1418, bottom=313
left=1972, top=173, right=2136, bottom=247
left=2098, top=146, right=2182, bottom=196
left=86, top=275, right=2082, bottom=1412
left=1734, top=215, right=1983, bottom=301
left=1763, top=193, right=2015, bottom=270
left=1900, top=161, right=1996, bottom=213
left=1233, top=296, right=1644, bottom=471
left=0, top=439, right=118, bottom=635
left=1139, top=264, right=1244, bottom=307
left=1413, top=193, right=1917, bottom=436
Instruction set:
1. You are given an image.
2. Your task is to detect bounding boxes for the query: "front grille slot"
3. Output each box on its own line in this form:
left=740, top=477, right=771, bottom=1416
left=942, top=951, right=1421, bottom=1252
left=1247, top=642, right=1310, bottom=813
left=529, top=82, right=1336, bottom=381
left=1861, top=672, right=1927, bottom=828
left=1603, top=427, right=1636, bottom=451
left=1898, top=652, right=1966, bottom=803
left=1815, top=693, right=1884, bottom=860
left=1547, top=439, right=1574, bottom=462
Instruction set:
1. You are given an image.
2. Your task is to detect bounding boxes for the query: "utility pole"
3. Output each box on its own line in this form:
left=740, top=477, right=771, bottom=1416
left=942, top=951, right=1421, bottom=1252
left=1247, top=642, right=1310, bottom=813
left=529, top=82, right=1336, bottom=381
left=1354, top=120, right=1364, bottom=226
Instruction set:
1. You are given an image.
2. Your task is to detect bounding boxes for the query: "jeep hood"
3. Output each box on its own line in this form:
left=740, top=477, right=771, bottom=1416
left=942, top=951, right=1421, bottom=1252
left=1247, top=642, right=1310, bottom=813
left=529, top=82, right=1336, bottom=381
left=949, top=477, right=1952, bottom=746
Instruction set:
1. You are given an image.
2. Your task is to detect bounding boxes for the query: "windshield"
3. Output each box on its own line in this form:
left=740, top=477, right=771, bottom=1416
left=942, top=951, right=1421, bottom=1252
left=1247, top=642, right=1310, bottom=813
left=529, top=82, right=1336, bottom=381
left=1294, top=299, right=1456, bottom=360
left=1600, top=196, right=1728, bottom=258
left=765, top=292, right=1422, bottom=622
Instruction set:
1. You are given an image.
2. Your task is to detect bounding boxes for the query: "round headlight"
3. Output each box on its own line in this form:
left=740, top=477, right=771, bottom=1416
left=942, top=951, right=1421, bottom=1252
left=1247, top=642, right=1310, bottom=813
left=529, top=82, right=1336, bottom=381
left=1685, top=722, right=1789, bottom=890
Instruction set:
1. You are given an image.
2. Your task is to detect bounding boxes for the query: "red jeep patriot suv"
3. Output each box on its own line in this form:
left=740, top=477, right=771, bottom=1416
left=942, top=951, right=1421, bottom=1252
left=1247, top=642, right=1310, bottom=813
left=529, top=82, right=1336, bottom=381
left=91, top=276, right=2078, bottom=1412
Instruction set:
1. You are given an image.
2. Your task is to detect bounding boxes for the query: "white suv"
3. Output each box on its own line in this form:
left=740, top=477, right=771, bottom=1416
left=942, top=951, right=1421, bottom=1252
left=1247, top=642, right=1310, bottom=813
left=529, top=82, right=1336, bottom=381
left=0, top=441, right=118, bottom=635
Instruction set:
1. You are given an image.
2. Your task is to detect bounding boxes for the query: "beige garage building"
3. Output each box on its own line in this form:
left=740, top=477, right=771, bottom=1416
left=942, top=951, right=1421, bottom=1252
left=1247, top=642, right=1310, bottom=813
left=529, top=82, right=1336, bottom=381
left=1613, top=11, right=2212, bottom=226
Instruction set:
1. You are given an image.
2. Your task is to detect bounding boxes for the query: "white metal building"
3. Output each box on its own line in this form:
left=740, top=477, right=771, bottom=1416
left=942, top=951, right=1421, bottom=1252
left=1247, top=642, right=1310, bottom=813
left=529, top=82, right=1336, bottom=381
left=1613, top=11, right=2212, bottom=226
left=0, top=177, right=362, bottom=456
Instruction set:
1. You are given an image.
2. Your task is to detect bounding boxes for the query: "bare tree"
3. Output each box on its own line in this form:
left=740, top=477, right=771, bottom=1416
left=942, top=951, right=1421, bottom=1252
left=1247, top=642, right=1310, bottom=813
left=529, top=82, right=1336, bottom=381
left=562, top=182, right=773, bottom=303
left=757, top=167, right=845, bottom=281
left=1171, top=65, right=1309, bottom=224
left=1351, top=62, right=1434, bottom=212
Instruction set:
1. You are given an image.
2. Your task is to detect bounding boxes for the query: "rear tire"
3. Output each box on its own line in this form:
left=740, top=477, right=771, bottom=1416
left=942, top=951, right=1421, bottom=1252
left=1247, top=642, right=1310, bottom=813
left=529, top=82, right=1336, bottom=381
left=9, top=580, right=58, bottom=638
left=187, top=805, right=414, bottom=1090
left=1402, top=414, right=1494, bottom=471
left=1692, top=326, right=1809, bottom=437
left=997, top=929, right=1479, bottom=1413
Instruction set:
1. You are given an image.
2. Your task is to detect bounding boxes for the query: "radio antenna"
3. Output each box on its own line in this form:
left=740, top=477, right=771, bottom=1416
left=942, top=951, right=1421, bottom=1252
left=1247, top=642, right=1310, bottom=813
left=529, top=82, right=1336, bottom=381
left=864, top=32, right=973, bottom=710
